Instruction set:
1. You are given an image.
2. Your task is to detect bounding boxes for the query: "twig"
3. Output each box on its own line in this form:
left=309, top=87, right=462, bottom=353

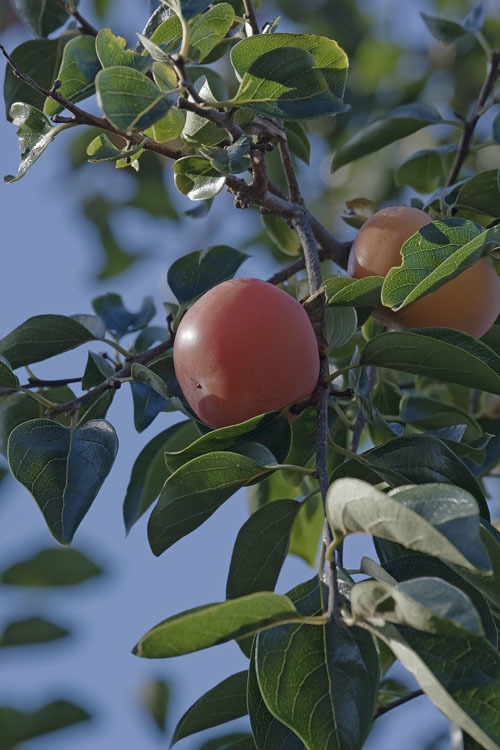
left=45, top=337, right=173, bottom=418
left=290, top=211, right=322, bottom=293
left=277, top=137, right=303, bottom=204
left=0, top=46, right=181, bottom=161
left=242, top=0, right=260, bottom=35
left=250, top=148, right=268, bottom=200
left=446, top=49, right=500, bottom=186
left=374, top=690, right=424, bottom=719
left=53, top=0, right=98, bottom=36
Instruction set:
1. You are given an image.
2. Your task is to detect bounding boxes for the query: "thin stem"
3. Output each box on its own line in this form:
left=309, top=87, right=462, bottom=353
left=242, top=0, right=260, bottom=35
left=374, top=690, right=424, bottom=719
left=178, top=15, right=191, bottom=60
left=271, top=463, right=316, bottom=476
left=327, top=363, right=362, bottom=384
left=101, top=338, right=130, bottom=359
left=446, top=49, right=500, bottom=186
left=19, top=388, right=57, bottom=409
left=291, top=211, right=322, bottom=294
left=53, top=0, right=98, bottom=36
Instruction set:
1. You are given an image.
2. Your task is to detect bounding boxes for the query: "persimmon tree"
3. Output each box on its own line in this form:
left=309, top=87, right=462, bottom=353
left=1, top=0, right=500, bottom=748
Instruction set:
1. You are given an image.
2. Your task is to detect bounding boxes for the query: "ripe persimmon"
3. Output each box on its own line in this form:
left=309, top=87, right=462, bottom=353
left=348, top=205, right=500, bottom=338
left=173, top=278, right=320, bottom=428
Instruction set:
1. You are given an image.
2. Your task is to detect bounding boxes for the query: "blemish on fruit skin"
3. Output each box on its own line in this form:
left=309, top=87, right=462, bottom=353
left=196, top=384, right=202, bottom=389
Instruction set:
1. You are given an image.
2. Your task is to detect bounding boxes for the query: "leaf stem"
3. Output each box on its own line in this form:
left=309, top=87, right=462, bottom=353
left=374, top=689, right=425, bottom=719
left=271, top=463, right=316, bottom=476
left=242, top=0, right=260, bottom=35
left=19, top=388, right=57, bottom=409
left=52, top=0, right=99, bottom=36
left=101, top=338, right=130, bottom=359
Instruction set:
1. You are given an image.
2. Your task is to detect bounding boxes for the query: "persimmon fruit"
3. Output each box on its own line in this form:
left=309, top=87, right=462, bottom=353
left=173, top=277, right=320, bottom=428
left=348, top=205, right=500, bottom=337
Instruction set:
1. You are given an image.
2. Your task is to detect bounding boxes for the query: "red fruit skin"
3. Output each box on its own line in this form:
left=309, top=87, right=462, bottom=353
left=173, top=278, right=320, bottom=428
left=348, top=206, right=500, bottom=338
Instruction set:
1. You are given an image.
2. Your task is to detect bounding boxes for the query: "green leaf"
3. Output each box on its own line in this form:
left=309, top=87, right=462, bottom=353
left=82, top=351, right=115, bottom=390
left=0, top=357, right=19, bottom=389
left=247, top=643, right=303, bottom=750
left=420, top=13, right=468, bottom=44
left=96, top=28, right=150, bottom=71
left=453, top=170, right=500, bottom=217
left=351, top=577, right=483, bottom=636
left=323, top=275, right=384, bottom=307
left=86, top=133, right=146, bottom=164
left=327, top=478, right=491, bottom=572
left=4, top=36, right=74, bottom=119
left=173, top=155, right=226, bottom=200
left=1, top=547, right=102, bottom=586
left=131, top=363, right=171, bottom=399
left=43, top=35, right=101, bottom=116
left=231, top=33, right=348, bottom=119
left=189, top=3, right=235, bottom=62
left=141, top=679, right=170, bottom=732
left=123, top=420, right=198, bottom=533
left=333, top=103, right=442, bottom=170
left=0, top=700, right=90, bottom=748
left=96, top=65, right=173, bottom=133
left=181, top=76, right=225, bottom=146
left=165, top=411, right=291, bottom=472
left=449, top=521, right=500, bottom=616
left=12, top=0, right=74, bottom=36
left=396, top=146, right=457, bottom=193
left=133, top=592, right=302, bottom=657
left=0, top=616, right=69, bottom=647
left=285, top=121, right=310, bottom=164
left=0, top=314, right=97, bottom=369
left=226, top=499, right=300, bottom=600
left=0, top=392, right=39, bottom=456
left=255, top=592, right=379, bottom=750
left=92, top=293, right=155, bottom=337
left=399, top=393, right=484, bottom=444
left=167, top=245, right=248, bottom=305
left=172, top=671, right=248, bottom=745
left=4, top=103, right=61, bottom=183
left=8, top=418, right=118, bottom=544
left=384, top=555, right=498, bottom=647
left=365, top=622, right=500, bottom=750
left=148, top=449, right=277, bottom=555
left=261, top=214, right=301, bottom=257
left=361, top=329, right=500, bottom=395
left=381, top=220, right=498, bottom=311
left=289, top=493, right=324, bottom=568
left=201, top=134, right=256, bottom=176
left=462, top=1, right=487, bottom=33
left=199, top=733, right=256, bottom=750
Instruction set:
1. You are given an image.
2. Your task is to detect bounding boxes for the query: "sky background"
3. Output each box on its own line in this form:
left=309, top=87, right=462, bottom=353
left=1, top=0, right=498, bottom=748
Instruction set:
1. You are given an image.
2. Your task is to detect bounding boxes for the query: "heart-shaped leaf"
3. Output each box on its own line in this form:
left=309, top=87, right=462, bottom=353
left=8, top=419, right=118, bottom=544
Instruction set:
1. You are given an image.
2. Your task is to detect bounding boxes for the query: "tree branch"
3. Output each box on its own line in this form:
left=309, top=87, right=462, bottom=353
left=446, top=49, right=500, bottom=186
left=242, top=0, right=260, bottom=35
left=44, top=337, right=174, bottom=418
left=53, top=0, right=98, bottom=36
left=0, top=45, right=182, bottom=161
left=374, top=690, right=424, bottom=719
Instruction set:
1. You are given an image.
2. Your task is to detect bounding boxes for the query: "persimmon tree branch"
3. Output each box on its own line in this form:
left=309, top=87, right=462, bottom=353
left=242, top=0, right=260, bottom=35
left=446, top=48, right=500, bottom=186
left=44, top=336, right=174, bottom=418
left=0, top=46, right=182, bottom=161
left=277, top=136, right=303, bottom=204
left=53, top=0, right=98, bottom=36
